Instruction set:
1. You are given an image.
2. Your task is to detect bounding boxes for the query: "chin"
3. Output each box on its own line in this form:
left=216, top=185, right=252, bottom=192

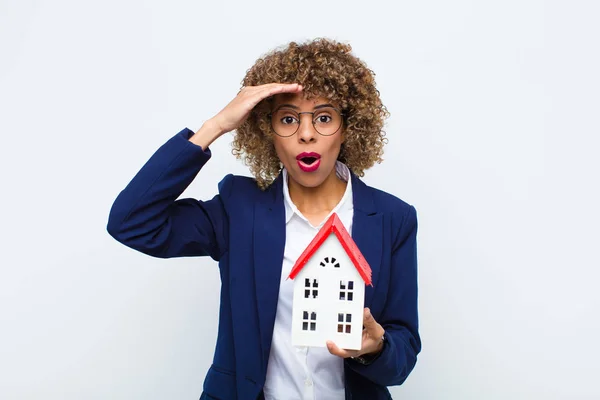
left=288, top=168, right=332, bottom=189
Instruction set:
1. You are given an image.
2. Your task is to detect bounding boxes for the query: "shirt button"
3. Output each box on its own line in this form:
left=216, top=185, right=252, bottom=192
left=305, top=379, right=313, bottom=387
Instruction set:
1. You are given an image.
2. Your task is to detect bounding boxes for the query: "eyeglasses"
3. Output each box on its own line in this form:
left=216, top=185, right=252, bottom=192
left=268, top=106, right=344, bottom=137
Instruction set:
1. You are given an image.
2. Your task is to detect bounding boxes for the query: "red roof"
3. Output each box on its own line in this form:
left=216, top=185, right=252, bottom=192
left=287, top=213, right=372, bottom=285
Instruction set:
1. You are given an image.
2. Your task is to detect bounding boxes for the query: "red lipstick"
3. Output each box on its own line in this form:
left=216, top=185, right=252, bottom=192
left=296, top=152, right=321, bottom=172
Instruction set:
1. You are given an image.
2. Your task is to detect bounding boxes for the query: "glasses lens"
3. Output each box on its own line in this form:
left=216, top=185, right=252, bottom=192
left=271, top=109, right=299, bottom=137
left=312, top=107, right=342, bottom=136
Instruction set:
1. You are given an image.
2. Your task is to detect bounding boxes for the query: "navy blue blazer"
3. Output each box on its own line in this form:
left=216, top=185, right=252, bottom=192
left=107, top=128, right=421, bottom=400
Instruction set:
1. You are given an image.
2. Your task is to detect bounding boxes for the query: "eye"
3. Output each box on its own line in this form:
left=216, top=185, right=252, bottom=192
left=315, top=114, right=332, bottom=124
left=280, top=115, right=299, bottom=125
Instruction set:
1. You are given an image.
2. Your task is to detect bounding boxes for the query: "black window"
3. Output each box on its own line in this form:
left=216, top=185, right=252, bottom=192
left=339, top=280, right=355, bottom=301
left=302, top=311, right=317, bottom=331
left=337, top=313, right=352, bottom=334
left=304, top=278, right=319, bottom=299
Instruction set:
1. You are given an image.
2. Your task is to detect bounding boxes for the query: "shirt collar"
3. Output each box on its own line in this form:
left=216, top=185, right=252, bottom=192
left=282, top=161, right=353, bottom=226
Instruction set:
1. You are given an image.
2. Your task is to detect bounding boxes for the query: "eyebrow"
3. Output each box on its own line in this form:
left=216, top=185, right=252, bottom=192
left=276, top=103, right=336, bottom=110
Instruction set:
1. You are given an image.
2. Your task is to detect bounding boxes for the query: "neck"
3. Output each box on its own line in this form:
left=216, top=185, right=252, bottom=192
left=288, top=167, right=347, bottom=216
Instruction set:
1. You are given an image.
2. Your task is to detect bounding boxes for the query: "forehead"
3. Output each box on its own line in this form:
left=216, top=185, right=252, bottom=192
left=271, top=92, right=332, bottom=109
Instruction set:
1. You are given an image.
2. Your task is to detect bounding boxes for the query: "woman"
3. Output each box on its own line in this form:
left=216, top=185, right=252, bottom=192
left=107, top=38, right=420, bottom=400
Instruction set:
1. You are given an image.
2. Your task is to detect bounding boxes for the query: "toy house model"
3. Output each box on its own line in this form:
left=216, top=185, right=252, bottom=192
left=288, top=213, right=372, bottom=350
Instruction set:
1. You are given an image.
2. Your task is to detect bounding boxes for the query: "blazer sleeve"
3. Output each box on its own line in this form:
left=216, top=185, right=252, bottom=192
left=107, top=128, right=231, bottom=260
left=347, top=205, right=421, bottom=386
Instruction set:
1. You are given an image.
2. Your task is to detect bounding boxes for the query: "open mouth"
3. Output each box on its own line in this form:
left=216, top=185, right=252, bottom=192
left=296, top=152, right=321, bottom=172
left=301, top=157, right=318, bottom=165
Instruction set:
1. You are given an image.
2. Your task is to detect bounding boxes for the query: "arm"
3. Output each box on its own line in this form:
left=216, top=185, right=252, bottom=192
left=107, top=83, right=304, bottom=259
left=345, top=205, right=421, bottom=386
left=106, top=127, right=232, bottom=260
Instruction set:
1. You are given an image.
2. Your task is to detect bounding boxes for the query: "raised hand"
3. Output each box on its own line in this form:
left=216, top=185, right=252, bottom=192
left=214, top=83, right=303, bottom=134
left=190, top=83, right=303, bottom=149
left=326, top=308, right=385, bottom=359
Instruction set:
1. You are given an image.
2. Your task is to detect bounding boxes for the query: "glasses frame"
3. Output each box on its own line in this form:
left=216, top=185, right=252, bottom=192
left=267, top=106, right=345, bottom=137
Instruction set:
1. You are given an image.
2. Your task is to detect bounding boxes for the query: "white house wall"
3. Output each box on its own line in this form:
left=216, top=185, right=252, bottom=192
left=291, top=234, right=365, bottom=350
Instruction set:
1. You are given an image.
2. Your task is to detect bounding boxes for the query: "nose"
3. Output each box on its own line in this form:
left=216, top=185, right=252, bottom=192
left=297, top=114, right=317, bottom=143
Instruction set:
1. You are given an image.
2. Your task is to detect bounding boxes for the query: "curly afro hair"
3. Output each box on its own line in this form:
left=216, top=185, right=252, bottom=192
left=232, top=38, right=390, bottom=189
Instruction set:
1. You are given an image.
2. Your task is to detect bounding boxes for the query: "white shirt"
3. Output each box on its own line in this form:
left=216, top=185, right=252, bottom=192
left=263, top=161, right=354, bottom=400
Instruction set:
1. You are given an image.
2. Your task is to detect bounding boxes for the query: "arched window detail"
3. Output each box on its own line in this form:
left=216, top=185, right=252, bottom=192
left=320, top=256, right=341, bottom=268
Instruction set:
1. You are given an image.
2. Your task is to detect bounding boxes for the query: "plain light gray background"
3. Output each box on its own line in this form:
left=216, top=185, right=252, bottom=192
left=1, top=0, right=599, bottom=399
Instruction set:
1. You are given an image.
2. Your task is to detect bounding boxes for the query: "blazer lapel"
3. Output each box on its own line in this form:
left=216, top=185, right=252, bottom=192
left=253, top=174, right=286, bottom=367
left=350, top=174, right=383, bottom=307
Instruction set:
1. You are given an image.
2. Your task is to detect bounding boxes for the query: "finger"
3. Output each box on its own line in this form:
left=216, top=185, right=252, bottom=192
left=362, top=308, right=384, bottom=336
left=257, top=82, right=303, bottom=90
left=237, top=83, right=290, bottom=98
left=242, top=82, right=299, bottom=94
left=240, top=83, right=302, bottom=110
left=257, top=83, right=303, bottom=98
left=326, top=340, right=358, bottom=358
left=363, top=308, right=375, bottom=328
